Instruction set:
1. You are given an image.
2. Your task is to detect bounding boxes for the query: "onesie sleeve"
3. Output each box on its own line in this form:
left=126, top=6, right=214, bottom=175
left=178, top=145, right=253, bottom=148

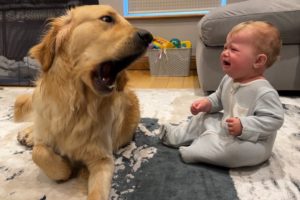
left=238, top=91, right=284, bottom=142
left=207, top=76, right=228, bottom=113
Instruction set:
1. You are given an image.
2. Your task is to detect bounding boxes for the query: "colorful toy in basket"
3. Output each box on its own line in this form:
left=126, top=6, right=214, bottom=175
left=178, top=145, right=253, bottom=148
left=152, top=36, right=175, bottom=49
left=151, top=36, right=191, bottom=49
left=181, top=40, right=192, bottom=48
left=170, top=38, right=181, bottom=48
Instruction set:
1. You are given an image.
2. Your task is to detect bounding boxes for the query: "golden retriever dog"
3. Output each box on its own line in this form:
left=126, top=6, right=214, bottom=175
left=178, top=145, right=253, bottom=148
left=14, top=5, right=152, bottom=200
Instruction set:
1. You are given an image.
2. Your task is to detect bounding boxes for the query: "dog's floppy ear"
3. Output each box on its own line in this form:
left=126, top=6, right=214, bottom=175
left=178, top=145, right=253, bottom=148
left=29, top=11, right=73, bottom=72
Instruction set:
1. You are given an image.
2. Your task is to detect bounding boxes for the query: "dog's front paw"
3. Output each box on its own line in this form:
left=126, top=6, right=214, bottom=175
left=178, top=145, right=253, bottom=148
left=17, top=126, right=34, bottom=148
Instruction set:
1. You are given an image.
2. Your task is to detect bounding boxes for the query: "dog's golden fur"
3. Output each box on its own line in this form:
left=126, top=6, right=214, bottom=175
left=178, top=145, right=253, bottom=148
left=14, top=5, right=151, bottom=200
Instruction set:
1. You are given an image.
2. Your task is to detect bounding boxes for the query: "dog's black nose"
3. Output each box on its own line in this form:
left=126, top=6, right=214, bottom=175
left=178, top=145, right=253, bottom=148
left=137, top=29, right=153, bottom=45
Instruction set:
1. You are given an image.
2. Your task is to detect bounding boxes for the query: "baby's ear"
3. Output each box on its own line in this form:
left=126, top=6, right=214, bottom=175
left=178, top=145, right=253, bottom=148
left=254, top=54, right=267, bottom=69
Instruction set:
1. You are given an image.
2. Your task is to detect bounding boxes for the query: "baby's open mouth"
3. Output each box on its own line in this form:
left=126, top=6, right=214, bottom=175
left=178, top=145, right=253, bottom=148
left=223, top=60, right=231, bottom=66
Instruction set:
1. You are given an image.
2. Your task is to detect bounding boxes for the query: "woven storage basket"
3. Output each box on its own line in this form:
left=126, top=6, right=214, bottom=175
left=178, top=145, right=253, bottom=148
left=147, top=48, right=191, bottom=76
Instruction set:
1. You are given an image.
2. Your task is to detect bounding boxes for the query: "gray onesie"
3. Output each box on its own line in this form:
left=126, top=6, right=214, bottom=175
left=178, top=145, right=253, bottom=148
left=161, top=75, right=284, bottom=168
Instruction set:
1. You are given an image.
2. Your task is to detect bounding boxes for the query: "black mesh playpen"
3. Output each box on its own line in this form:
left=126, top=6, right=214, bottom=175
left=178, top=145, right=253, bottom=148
left=0, top=0, right=98, bottom=86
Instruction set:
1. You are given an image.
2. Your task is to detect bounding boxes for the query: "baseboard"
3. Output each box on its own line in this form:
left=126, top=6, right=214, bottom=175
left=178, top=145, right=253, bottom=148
left=128, top=55, right=197, bottom=70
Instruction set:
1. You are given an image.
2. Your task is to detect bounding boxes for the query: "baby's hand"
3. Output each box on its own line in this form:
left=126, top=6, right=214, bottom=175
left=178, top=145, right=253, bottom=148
left=190, top=98, right=211, bottom=115
left=226, top=118, right=242, bottom=136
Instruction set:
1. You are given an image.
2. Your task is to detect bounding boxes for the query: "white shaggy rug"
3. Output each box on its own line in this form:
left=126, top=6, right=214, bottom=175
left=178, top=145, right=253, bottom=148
left=0, top=87, right=299, bottom=200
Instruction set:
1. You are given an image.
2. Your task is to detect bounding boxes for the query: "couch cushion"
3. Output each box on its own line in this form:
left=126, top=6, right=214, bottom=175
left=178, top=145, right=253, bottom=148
left=198, top=0, right=300, bottom=46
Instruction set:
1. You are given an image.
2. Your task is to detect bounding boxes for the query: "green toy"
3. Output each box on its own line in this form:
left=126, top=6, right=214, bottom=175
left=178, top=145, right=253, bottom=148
left=170, top=38, right=181, bottom=48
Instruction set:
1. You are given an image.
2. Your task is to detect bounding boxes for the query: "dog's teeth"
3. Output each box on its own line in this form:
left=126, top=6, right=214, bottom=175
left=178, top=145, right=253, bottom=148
left=108, top=84, right=115, bottom=89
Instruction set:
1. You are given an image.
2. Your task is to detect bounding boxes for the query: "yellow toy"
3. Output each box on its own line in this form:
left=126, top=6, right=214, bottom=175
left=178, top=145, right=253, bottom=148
left=152, top=36, right=174, bottom=49
left=181, top=40, right=192, bottom=48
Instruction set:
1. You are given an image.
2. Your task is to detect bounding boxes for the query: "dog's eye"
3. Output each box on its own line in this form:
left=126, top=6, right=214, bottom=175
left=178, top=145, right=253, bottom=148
left=100, top=16, right=114, bottom=23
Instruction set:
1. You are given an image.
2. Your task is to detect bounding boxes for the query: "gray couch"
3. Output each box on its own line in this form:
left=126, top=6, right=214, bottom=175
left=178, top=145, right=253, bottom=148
left=196, top=0, right=300, bottom=93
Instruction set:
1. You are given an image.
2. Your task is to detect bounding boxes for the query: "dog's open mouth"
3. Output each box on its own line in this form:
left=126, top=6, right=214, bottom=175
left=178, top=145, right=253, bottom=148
left=91, top=54, right=141, bottom=93
left=92, top=61, right=117, bottom=93
left=91, top=29, right=153, bottom=94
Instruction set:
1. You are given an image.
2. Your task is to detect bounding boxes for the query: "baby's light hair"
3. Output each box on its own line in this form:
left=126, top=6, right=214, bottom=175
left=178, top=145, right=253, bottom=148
left=228, top=21, right=282, bottom=68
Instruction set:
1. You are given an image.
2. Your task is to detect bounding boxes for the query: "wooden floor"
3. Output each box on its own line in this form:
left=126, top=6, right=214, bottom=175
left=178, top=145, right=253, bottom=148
left=127, top=70, right=200, bottom=89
